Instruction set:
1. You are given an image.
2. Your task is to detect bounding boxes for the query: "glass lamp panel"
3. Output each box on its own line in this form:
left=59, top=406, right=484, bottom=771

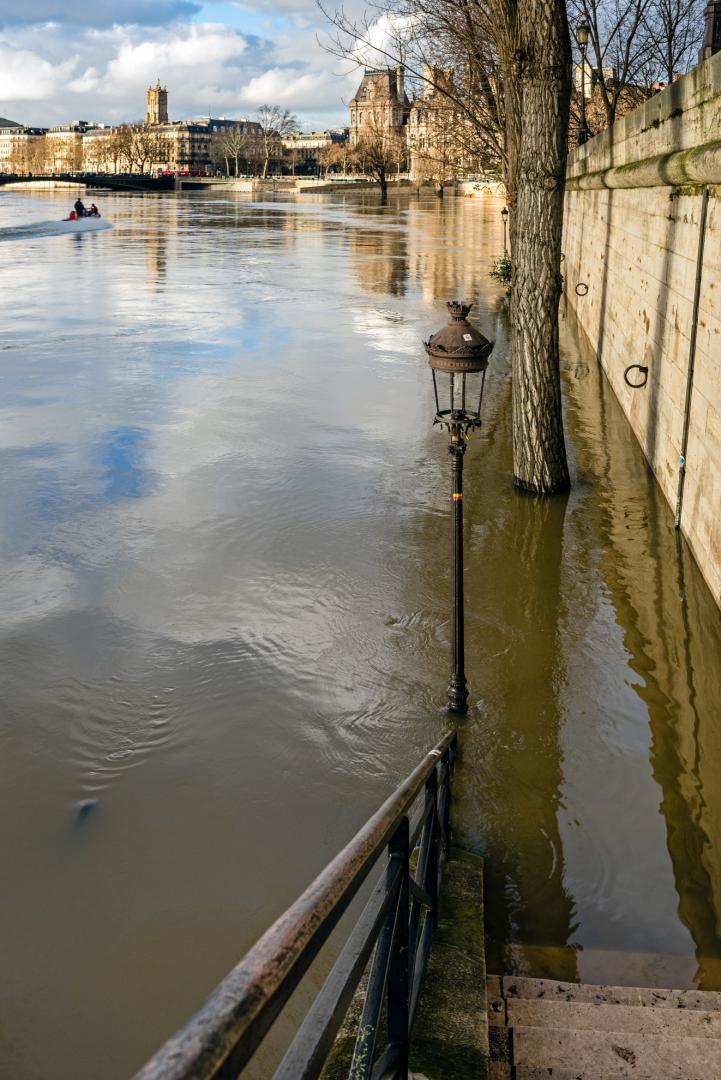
left=452, top=372, right=465, bottom=411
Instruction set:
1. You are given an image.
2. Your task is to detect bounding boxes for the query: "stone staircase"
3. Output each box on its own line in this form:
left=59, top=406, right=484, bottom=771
left=488, top=975, right=721, bottom=1079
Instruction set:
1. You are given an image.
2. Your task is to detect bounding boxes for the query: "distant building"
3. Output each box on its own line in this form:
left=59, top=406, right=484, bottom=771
left=79, top=86, right=262, bottom=174
left=407, top=67, right=458, bottom=183
left=700, top=0, right=721, bottom=62
left=282, top=128, right=348, bottom=171
left=46, top=121, right=107, bottom=172
left=0, top=117, right=39, bottom=172
left=348, top=65, right=491, bottom=182
left=573, top=62, right=616, bottom=99
left=348, top=67, right=409, bottom=147
left=146, top=80, right=169, bottom=127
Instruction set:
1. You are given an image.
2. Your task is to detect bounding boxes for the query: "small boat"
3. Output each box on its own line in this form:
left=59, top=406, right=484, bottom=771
left=55, top=215, right=112, bottom=235
left=0, top=217, right=113, bottom=242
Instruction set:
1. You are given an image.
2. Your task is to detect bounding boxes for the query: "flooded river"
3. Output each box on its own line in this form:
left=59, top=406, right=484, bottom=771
left=1, top=186, right=721, bottom=1079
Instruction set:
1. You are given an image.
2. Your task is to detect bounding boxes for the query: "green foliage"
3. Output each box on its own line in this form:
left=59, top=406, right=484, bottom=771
left=490, top=255, right=512, bottom=295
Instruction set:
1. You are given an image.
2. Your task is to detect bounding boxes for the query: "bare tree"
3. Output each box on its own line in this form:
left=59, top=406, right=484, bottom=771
left=131, top=126, right=166, bottom=173
left=567, top=0, right=656, bottom=128
left=408, top=80, right=474, bottom=191
left=209, top=131, right=230, bottom=175
left=112, top=124, right=139, bottom=172
left=353, top=116, right=406, bottom=196
left=256, top=105, right=300, bottom=178
left=326, top=140, right=353, bottom=175
left=321, top=0, right=572, bottom=493
left=317, top=141, right=343, bottom=176
left=217, top=126, right=252, bottom=176
left=645, top=0, right=705, bottom=82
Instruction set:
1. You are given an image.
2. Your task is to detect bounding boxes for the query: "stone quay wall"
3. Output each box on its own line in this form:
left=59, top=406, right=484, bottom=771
left=562, top=50, right=721, bottom=606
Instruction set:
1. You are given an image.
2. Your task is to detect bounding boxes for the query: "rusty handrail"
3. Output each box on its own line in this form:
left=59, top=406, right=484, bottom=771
left=133, top=729, right=457, bottom=1080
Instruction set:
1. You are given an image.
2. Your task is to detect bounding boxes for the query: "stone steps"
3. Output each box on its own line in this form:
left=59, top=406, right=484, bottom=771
left=502, top=975, right=721, bottom=1010
left=489, top=975, right=721, bottom=1080
left=507, top=998, right=721, bottom=1037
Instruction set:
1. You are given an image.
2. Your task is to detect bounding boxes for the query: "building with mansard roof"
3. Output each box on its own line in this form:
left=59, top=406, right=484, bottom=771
left=348, top=67, right=410, bottom=148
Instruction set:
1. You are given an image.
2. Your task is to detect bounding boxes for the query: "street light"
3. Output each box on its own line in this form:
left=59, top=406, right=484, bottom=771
left=576, top=20, right=591, bottom=146
left=501, top=205, right=509, bottom=255
left=425, top=301, right=494, bottom=714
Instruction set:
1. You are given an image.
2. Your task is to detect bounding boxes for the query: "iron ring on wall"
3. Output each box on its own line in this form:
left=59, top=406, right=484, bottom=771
left=624, top=364, right=649, bottom=388
left=575, top=282, right=589, bottom=296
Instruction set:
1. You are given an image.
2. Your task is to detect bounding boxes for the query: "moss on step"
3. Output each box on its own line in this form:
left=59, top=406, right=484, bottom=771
left=409, top=847, right=488, bottom=1080
left=322, top=847, right=488, bottom=1080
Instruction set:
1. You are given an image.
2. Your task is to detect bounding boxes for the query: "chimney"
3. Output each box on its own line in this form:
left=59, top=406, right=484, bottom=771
left=395, top=65, right=404, bottom=101
left=700, top=0, right=721, bottom=61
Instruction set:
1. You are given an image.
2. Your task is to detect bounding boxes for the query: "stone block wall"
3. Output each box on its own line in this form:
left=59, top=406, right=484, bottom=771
left=563, top=50, right=721, bottom=606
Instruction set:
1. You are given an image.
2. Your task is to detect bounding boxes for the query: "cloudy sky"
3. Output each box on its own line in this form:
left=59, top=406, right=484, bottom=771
left=0, top=0, right=376, bottom=128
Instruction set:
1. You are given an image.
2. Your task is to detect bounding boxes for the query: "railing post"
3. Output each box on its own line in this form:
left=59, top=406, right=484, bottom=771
left=426, top=769, right=440, bottom=930
left=387, top=817, right=410, bottom=1079
left=441, top=746, right=452, bottom=856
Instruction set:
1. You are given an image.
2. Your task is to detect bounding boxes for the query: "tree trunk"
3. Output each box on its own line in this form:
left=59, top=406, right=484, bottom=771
left=509, top=0, right=571, bottom=494
left=378, top=168, right=388, bottom=199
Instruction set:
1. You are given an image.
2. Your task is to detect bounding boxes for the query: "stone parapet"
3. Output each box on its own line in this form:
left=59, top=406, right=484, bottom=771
left=563, top=50, right=721, bottom=608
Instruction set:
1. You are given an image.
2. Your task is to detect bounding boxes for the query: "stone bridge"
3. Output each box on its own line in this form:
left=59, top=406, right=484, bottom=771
left=0, top=173, right=175, bottom=192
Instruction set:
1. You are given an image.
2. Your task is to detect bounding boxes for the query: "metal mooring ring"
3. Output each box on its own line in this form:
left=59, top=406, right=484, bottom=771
left=560, top=252, right=566, bottom=262
left=575, top=282, right=589, bottom=296
left=624, top=364, right=649, bottom=389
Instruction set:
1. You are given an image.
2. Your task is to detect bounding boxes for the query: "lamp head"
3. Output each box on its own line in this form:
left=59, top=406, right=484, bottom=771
left=424, top=301, right=494, bottom=434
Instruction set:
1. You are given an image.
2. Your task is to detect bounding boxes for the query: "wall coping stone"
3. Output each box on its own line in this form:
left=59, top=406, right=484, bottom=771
left=567, top=50, right=721, bottom=185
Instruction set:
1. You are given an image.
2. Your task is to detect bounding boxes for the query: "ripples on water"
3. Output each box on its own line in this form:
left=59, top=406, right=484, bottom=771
left=1, top=186, right=721, bottom=1078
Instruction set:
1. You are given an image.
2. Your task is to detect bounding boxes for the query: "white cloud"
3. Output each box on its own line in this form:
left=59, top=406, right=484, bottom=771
left=105, top=23, right=247, bottom=88
left=239, top=67, right=333, bottom=109
left=0, top=10, right=356, bottom=127
left=0, top=45, right=77, bottom=100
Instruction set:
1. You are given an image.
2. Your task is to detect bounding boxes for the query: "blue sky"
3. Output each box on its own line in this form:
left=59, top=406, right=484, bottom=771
left=0, top=0, right=371, bottom=128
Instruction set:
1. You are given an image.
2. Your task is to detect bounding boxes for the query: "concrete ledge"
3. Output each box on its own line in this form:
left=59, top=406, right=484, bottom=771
left=566, top=140, right=721, bottom=190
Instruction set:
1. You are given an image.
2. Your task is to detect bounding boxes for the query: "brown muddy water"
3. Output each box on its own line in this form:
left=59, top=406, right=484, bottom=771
left=1, top=187, right=721, bottom=1079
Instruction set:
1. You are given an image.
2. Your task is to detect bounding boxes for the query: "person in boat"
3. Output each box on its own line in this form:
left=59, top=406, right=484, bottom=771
left=68, top=210, right=77, bottom=220
left=89, top=203, right=100, bottom=217
left=74, top=198, right=86, bottom=218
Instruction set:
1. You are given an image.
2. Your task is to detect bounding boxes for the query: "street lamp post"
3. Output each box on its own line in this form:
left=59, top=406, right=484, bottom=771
left=501, top=205, right=509, bottom=256
left=425, top=302, right=494, bottom=714
left=576, top=20, right=591, bottom=146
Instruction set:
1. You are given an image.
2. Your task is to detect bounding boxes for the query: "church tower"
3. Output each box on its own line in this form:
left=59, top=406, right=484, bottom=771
left=146, top=80, right=168, bottom=126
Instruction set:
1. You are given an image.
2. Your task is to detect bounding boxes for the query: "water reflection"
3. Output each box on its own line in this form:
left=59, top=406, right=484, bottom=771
left=563, top=315, right=721, bottom=988
left=1, top=187, right=721, bottom=1080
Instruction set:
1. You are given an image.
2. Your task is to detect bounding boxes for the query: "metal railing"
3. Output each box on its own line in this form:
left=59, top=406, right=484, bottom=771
left=133, top=730, right=457, bottom=1080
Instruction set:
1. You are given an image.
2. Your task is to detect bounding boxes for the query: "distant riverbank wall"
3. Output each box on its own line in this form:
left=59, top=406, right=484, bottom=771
left=563, top=50, right=721, bottom=606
